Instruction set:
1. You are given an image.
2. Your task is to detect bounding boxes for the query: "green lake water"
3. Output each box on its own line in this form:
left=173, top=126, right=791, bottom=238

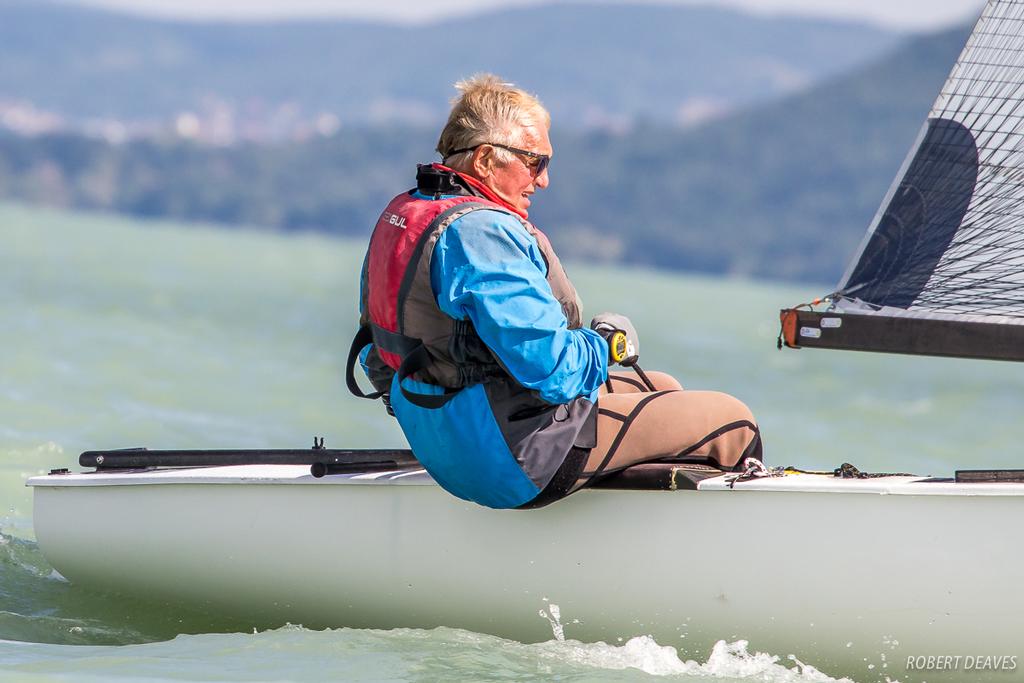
left=2, top=203, right=1021, bottom=681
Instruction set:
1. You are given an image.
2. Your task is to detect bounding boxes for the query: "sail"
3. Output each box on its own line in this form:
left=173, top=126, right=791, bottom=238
left=782, top=0, right=1024, bottom=361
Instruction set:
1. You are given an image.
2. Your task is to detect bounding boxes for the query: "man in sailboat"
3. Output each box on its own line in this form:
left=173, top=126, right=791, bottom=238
left=349, top=73, right=761, bottom=509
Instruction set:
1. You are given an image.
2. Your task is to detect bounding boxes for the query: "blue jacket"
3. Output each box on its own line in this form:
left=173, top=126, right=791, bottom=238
left=363, top=191, right=607, bottom=508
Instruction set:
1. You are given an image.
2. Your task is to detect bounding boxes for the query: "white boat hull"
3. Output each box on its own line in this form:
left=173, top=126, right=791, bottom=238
left=29, top=466, right=1024, bottom=682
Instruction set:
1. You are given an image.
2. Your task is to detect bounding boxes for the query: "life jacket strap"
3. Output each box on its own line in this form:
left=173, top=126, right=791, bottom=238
left=369, top=323, right=420, bottom=358
left=396, top=344, right=461, bottom=409
left=346, top=325, right=385, bottom=400
left=346, top=323, right=461, bottom=409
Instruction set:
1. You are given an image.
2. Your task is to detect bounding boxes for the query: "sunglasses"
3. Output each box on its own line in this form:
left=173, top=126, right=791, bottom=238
left=447, top=142, right=551, bottom=177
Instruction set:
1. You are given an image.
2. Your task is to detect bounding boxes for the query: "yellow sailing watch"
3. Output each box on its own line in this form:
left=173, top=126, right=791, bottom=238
left=609, top=330, right=629, bottom=364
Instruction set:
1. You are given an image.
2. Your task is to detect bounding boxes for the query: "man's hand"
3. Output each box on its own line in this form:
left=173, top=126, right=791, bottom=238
left=590, top=312, right=640, bottom=367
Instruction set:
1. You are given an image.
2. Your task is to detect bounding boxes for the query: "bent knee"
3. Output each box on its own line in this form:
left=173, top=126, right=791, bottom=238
left=705, top=391, right=756, bottom=426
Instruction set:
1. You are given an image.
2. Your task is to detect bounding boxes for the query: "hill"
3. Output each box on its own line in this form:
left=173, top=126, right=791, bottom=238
left=0, top=24, right=970, bottom=283
left=534, top=23, right=972, bottom=281
left=0, top=0, right=900, bottom=131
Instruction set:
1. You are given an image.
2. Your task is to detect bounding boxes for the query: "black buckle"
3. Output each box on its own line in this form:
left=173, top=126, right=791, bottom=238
left=416, top=164, right=460, bottom=198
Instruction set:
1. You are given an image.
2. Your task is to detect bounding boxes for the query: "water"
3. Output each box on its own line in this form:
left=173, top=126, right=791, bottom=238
left=3, top=203, right=1022, bottom=681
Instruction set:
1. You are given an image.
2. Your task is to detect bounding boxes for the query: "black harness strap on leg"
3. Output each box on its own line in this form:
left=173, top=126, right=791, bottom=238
left=583, top=390, right=674, bottom=479
left=608, top=374, right=646, bottom=391
left=675, top=419, right=761, bottom=471
left=597, top=408, right=628, bottom=421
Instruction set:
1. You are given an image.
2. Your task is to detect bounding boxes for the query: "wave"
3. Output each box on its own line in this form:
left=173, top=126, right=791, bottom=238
left=0, top=623, right=854, bottom=682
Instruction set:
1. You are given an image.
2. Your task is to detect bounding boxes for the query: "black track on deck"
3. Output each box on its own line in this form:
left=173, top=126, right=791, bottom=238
left=80, top=448, right=419, bottom=470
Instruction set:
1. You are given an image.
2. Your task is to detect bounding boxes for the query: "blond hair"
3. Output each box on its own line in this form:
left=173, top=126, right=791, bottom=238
left=437, top=74, right=550, bottom=168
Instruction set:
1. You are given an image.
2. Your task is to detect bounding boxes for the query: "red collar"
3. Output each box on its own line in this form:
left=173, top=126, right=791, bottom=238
left=431, top=163, right=528, bottom=219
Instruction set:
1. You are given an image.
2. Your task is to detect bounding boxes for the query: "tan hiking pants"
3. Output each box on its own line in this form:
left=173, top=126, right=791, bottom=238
left=576, top=370, right=760, bottom=488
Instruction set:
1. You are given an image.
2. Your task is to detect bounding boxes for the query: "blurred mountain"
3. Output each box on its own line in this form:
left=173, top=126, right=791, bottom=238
left=0, top=0, right=901, bottom=135
left=0, top=23, right=970, bottom=283
left=534, top=23, right=972, bottom=281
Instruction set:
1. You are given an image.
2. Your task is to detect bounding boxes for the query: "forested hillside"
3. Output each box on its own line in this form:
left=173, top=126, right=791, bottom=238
left=0, top=24, right=969, bottom=282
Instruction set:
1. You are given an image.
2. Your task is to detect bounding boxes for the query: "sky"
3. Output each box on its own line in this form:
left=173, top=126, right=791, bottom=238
left=61, top=0, right=984, bottom=31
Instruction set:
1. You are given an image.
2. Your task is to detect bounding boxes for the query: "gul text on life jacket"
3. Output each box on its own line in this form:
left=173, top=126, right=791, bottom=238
left=381, top=210, right=407, bottom=229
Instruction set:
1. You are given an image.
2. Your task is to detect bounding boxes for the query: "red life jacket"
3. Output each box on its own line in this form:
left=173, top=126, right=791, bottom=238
left=346, top=164, right=582, bottom=408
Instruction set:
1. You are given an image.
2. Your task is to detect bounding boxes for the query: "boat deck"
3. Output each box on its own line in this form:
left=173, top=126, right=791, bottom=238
left=26, top=464, right=1024, bottom=497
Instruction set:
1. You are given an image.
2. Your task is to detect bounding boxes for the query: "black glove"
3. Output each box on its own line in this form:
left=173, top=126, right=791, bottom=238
left=590, top=312, right=640, bottom=366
